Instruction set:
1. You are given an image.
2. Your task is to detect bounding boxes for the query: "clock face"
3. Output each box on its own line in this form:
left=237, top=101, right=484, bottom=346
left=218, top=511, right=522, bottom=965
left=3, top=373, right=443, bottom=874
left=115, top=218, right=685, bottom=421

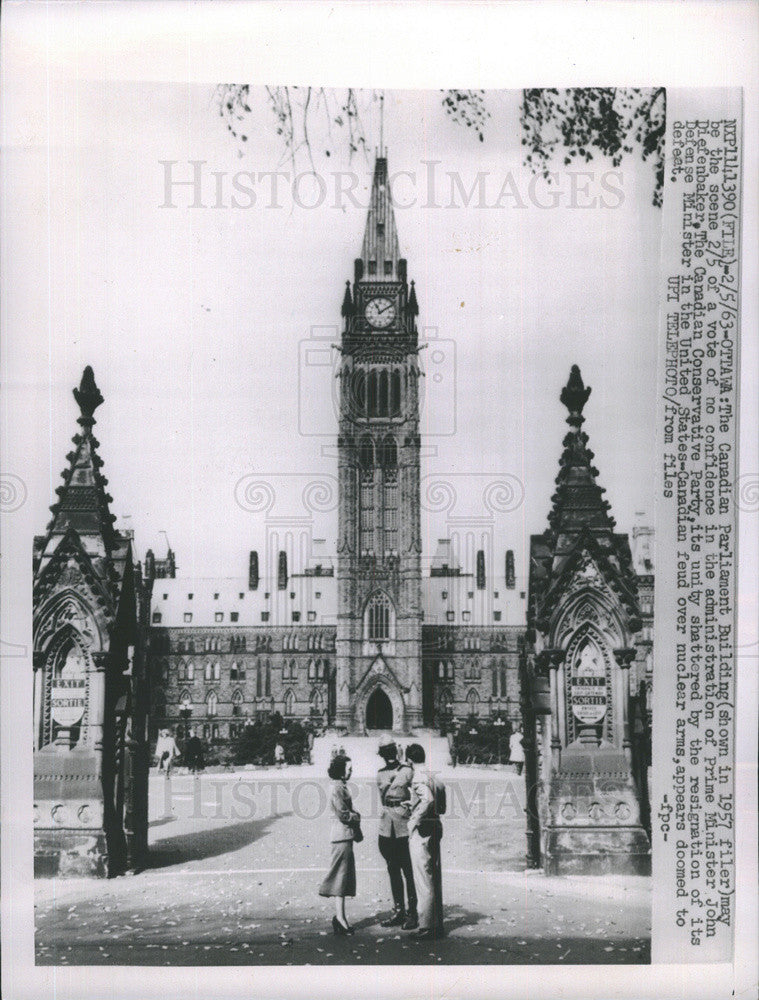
left=364, top=296, right=396, bottom=329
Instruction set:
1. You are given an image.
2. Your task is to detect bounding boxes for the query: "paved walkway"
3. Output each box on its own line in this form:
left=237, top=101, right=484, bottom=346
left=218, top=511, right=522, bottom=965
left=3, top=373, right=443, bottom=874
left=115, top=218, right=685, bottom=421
left=35, top=767, right=651, bottom=966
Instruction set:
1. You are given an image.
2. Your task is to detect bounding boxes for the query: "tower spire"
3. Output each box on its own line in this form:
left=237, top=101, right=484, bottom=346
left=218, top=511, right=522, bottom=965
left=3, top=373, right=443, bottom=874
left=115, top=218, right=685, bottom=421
left=360, top=155, right=401, bottom=280
left=379, top=92, right=384, bottom=155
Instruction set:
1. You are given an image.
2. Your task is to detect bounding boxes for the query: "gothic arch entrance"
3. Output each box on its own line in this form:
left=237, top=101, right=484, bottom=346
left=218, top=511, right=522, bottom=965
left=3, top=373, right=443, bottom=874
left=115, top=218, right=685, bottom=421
left=366, top=687, right=393, bottom=730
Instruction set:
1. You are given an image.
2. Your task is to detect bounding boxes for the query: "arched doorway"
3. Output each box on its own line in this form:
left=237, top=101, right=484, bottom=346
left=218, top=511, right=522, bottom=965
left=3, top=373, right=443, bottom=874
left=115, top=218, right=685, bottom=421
left=366, top=687, right=393, bottom=730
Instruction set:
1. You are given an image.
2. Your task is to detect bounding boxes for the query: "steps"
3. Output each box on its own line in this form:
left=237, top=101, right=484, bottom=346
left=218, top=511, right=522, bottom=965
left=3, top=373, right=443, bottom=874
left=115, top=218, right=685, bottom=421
left=313, top=733, right=451, bottom=778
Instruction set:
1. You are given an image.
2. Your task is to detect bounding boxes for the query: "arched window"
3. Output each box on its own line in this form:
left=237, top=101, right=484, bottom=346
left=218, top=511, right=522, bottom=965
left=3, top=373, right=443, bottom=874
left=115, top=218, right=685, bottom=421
left=255, top=660, right=262, bottom=697
left=378, top=369, right=389, bottom=416
left=179, top=690, right=193, bottom=710
left=307, top=658, right=316, bottom=680
left=378, top=434, right=397, bottom=468
left=359, top=435, right=374, bottom=469
left=467, top=688, right=479, bottom=717
left=390, top=370, right=401, bottom=416
left=178, top=660, right=186, bottom=681
left=207, top=691, right=218, bottom=717
left=492, top=662, right=498, bottom=697
left=232, top=690, right=243, bottom=716
left=365, top=592, right=393, bottom=642
left=311, top=688, right=324, bottom=712
left=186, top=661, right=195, bottom=681
left=213, top=662, right=220, bottom=681
left=353, top=369, right=366, bottom=416
left=284, top=689, right=295, bottom=716
left=368, top=370, right=379, bottom=416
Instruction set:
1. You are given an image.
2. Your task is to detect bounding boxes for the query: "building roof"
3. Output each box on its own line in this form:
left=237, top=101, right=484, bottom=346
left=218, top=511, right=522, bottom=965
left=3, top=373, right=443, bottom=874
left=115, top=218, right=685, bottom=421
left=150, top=556, right=528, bottom=630
left=150, top=572, right=339, bottom=629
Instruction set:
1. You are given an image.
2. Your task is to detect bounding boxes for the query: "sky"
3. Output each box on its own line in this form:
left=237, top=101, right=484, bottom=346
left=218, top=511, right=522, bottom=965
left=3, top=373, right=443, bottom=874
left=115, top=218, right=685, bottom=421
left=6, top=82, right=661, bottom=582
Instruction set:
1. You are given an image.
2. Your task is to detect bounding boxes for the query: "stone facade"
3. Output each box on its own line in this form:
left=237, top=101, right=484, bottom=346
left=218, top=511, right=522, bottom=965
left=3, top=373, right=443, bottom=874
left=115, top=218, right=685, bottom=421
left=33, top=368, right=152, bottom=877
left=521, top=366, right=653, bottom=875
left=34, top=155, right=655, bottom=880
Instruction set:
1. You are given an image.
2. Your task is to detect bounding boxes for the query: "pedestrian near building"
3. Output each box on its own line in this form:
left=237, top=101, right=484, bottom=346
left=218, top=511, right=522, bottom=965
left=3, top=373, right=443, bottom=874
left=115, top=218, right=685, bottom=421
left=155, top=728, right=179, bottom=775
left=184, top=728, right=204, bottom=774
left=509, top=725, right=525, bottom=775
left=318, top=754, right=361, bottom=935
left=404, top=743, right=445, bottom=940
left=376, top=738, right=418, bottom=929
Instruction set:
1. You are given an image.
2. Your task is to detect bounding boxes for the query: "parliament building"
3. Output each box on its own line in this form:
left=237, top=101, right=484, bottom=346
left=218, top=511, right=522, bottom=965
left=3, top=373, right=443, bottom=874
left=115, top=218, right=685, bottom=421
left=33, top=154, right=654, bottom=875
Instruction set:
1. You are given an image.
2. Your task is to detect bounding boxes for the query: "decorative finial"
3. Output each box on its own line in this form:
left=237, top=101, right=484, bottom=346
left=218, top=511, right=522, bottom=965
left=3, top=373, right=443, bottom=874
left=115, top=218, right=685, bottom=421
left=560, top=365, right=591, bottom=427
left=379, top=91, right=384, bottom=155
left=73, top=366, right=104, bottom=427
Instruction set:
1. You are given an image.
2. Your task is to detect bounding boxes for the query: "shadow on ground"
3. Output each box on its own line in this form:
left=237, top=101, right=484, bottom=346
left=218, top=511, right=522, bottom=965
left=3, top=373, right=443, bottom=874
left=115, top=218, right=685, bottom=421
left=148, top=813, right=290, bottom=868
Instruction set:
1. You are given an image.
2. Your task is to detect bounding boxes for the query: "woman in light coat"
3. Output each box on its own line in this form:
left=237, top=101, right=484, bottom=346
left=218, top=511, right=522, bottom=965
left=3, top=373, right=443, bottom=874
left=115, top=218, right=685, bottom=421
left=318, top=754, right=360, bottom=934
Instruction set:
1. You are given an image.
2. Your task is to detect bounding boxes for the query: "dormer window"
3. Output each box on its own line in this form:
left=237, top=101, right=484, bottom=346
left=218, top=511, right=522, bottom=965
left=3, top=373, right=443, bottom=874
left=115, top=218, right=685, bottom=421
left=384, top=260, right=392, bottom=275
left=368, top=260, right=377, bottom=275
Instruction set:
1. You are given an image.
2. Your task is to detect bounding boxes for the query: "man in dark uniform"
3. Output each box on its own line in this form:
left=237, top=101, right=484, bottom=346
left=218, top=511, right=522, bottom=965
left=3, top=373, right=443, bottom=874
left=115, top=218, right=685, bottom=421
left=376, top=737, right=418, bottom=929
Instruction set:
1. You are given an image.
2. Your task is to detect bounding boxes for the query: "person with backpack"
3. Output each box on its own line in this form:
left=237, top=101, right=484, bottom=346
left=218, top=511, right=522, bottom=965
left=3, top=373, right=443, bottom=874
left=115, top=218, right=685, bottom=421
left=376, top=738, right=418, bottom=929
left=404, top=743, right=445, bottom=940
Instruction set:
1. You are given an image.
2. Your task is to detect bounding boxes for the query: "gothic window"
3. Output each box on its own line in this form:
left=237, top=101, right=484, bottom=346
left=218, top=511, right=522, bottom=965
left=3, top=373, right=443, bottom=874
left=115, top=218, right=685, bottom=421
left=360, top=482, right=375, bottom=554
left=390, top=370, right=401, bottom=416
left=238, top=661, right=246, bottom=681
left=256, top=660, right=262, bottom=697
left=179, top=690, right=192, bottom=710
left=384, top=485, right=399, bottom=554
left=359, top=435, right=374, bottom=470
left=378, top=434, right=397, bottom=468
left=367, top=370, right=379, bottom=416
left=284, top=689, right=295, bottom=716
left=466, top=688, right=480, bottom=717
left=265, top=660, right=271, bottom=696
left=365, top=591, right=393, bottom=642
left=500, top=661, right=507, bottom=698
left=378, top=370, right=389, bottom=416
left=353, top=369, right=366, bottom=417
left=186, top=661, right=195, bottom=681
left=492, top=663, right=498, bottom=697
left=230, top=661, right=239, bottom=680
left=207, top=691, right=218, bottom=717
left=232, top=690, right=243, bottom=716
left=311, top=688, right=324, bottom=713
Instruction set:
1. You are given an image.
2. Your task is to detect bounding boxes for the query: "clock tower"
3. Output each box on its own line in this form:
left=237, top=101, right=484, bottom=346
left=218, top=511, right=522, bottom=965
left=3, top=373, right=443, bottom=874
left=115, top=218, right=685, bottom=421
left=335, top=155, right=423, bottom=733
